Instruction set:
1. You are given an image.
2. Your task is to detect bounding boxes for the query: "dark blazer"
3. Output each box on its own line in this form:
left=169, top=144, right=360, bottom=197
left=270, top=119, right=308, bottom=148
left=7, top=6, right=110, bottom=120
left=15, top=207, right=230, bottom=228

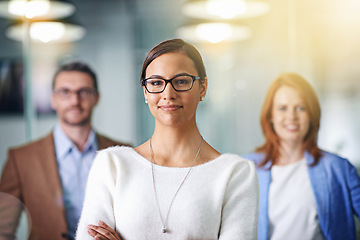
left=0, top=132, right=129, bottom=240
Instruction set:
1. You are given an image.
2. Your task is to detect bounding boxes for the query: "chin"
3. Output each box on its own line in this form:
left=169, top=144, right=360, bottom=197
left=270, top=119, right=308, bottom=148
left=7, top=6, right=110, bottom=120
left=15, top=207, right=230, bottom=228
left=65, top=118, right=90, bottom=126
left=280, top=136, right=304, bottom=145
left=158, top=118, right=185, bottom=127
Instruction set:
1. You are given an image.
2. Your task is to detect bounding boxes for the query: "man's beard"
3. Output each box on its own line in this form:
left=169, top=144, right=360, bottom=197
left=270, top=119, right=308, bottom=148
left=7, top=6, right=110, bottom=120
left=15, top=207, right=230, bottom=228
left=64, top=117, right=90, bottom=126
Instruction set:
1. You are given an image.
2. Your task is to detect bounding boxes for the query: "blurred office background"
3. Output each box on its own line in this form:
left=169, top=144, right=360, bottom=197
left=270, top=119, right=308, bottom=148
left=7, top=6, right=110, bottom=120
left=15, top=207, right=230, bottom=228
left=0, top=0, right=360, bottom=172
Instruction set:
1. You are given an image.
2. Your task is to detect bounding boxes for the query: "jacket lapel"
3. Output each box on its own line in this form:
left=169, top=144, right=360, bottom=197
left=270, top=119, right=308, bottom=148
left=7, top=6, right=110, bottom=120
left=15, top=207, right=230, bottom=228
left=97, top=134, right=107, bottom=150
left=38, top=133, right=66, bottom=219
left=96, top=133, right=120, bottom=150
left=257, top=161, right=272, bottom=240
left=29, top=132, right=68, bottom=237
left=40, top=133, right=62, bottom=201
left=306, top=151, right=329, bottom=235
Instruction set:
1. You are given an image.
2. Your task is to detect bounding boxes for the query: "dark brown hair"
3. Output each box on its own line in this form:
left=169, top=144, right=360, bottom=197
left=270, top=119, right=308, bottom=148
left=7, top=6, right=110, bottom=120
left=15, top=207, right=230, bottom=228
left=140, top=39, right=207, bottom=83
left=52, top=61, right=98, bottom=90
left=256, top=73, right=322, bottom=167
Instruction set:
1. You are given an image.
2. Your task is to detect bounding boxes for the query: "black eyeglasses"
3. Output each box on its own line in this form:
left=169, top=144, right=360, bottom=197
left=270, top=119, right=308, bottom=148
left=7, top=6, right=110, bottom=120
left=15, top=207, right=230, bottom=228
left=142, top=74, right=202, bottom=93
left=53, top=88, right=97, bottom=99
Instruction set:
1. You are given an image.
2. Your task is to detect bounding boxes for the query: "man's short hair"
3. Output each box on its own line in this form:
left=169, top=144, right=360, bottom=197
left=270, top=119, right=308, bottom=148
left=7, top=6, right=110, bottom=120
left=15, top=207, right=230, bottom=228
left=52, top=61, right=98, bottom=90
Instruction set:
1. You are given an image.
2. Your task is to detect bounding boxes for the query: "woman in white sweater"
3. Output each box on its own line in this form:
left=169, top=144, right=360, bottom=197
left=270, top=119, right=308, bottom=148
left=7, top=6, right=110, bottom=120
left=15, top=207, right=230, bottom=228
left=76, top=39, right=259, bottom=240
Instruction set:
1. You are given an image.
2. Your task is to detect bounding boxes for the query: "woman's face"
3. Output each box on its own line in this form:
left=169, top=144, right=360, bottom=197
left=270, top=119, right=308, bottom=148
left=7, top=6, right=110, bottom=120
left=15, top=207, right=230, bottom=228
left=271, top=85, right=310, bottom=146
left=143, top=52, right=207, bottom=127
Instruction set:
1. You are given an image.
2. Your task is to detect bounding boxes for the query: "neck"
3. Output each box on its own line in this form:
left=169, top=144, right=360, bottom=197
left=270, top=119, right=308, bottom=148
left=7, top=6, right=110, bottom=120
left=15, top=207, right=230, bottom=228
left=150, top=124, right=203, bottom=167
left=276, top=141, right=304, bottom=165
left=60, top=122, right=92, bottom=152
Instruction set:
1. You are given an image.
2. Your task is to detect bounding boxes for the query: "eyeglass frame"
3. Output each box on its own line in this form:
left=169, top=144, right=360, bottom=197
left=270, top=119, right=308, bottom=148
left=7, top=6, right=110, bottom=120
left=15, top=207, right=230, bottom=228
left=141, top=73, right=203, bottom=93
left=52, top=87, right=98, bottom=99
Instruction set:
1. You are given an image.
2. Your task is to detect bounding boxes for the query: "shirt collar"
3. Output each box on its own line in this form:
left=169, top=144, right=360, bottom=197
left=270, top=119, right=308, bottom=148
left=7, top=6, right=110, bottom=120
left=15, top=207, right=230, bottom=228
left=83, top=130, right=97, bottom=153
left=53, top=124, right=98, bottom=159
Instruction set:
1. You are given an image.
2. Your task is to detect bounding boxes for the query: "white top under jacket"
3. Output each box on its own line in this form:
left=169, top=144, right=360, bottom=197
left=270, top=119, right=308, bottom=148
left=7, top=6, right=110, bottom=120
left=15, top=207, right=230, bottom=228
left=76, top=146, right=259, bottom=240
left=268, top=159, right=324, bottom=240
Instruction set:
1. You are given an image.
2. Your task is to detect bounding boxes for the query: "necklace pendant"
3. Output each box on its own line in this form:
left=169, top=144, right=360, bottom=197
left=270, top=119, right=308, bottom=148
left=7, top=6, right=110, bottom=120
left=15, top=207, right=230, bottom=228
left=162, top=226, right=167, bottom=233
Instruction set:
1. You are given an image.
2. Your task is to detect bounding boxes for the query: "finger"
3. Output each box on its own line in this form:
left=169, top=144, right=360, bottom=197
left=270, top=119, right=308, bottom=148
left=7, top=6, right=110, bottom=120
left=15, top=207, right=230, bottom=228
left=87, top=229, right=108, bottom=240
left=87, top=227, right=97, bottom=237
left=94, top=234, right=106, bottom=240
left=97, top=221, right=119, bottom=238
left=88, top=224, right=117, bottom=240
left=87, top=225, right=106, bottom=237
left=98, top=221, right=115, bottom=233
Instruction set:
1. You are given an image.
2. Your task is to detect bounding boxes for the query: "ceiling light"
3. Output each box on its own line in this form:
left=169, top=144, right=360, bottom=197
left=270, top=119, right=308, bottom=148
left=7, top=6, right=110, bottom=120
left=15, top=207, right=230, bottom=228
left=6, top=20, right=86, bottom=43
left=182, top=0, right=271, bottom=20
left=0, top=0, right=75, bottom=19
left=177, top=23, right=252, bottom=43
left=206, top=0, right=247, bottom=19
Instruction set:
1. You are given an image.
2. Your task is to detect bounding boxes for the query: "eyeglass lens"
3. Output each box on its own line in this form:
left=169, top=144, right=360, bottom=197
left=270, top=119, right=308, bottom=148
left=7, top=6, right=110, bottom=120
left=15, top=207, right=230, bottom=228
left=145, top=75, right=194, bottom=93
left=53, top=88, right=96, bottom=99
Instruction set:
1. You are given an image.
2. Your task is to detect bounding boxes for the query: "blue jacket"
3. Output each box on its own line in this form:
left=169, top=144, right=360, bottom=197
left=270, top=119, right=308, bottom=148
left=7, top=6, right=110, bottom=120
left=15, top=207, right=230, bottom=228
left=243, top=151, right=360, bottom=240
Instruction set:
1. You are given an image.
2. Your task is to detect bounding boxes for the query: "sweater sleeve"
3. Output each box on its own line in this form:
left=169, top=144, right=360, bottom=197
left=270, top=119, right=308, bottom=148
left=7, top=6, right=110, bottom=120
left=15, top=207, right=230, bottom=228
left=76, top=150, right=119, bottom=240
left=219, top=158, right=259, bottom=240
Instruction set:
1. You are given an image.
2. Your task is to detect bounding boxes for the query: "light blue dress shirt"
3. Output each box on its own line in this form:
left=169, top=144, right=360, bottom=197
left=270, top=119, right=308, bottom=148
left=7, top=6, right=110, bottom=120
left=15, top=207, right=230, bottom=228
left=53, top=125, right=98, bottom=239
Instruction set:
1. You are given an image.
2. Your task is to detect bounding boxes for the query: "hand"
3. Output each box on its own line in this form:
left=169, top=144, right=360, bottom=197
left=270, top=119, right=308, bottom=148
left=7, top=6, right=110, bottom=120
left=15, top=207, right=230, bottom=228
left=87, top=221, right=122, bottom=240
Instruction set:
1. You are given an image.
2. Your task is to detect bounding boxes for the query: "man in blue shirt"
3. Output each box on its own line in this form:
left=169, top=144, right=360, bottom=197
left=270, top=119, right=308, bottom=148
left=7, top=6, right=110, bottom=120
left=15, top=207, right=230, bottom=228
left=0, top=62, right=130, bottom=240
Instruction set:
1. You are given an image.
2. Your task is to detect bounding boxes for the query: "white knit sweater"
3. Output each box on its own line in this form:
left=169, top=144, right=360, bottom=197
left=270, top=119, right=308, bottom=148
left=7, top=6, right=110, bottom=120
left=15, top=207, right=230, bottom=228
left=76, top=146, right=259, bottom=240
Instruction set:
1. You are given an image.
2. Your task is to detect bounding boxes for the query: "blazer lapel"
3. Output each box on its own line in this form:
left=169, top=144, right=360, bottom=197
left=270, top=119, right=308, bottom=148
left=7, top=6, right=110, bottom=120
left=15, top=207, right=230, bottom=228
left=257, top=161, right=272, bottom=240
left=37, top=133, right=66, bottom=216
left=96, top=133, right=119, bottom=150
left=97, top=134, right=108, bottom=150
left=306, top=151, right=329, bottom=235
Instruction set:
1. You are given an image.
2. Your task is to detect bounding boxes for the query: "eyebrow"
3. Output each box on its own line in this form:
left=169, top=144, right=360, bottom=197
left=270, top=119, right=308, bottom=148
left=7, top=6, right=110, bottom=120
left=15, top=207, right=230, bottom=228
left=146, top=72, right=192, bottom=79
left=274, top=102, right=306, bottom=106
left=147, top=75, right=163, bottom=79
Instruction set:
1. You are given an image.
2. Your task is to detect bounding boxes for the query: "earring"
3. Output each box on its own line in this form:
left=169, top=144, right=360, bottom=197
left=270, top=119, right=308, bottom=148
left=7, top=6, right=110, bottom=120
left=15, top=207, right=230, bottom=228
left=145, top=99, right=148, bottom=104
left=200, top=96, right=204, bottom=101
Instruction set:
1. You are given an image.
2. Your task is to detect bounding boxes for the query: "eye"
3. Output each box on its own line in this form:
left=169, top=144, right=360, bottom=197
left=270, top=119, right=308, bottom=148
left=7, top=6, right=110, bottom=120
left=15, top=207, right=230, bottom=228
left=278, top=106, right=287, bottom=111
left=60, top=89, right=71, bottom=96
left=78, top=89, right=91, bottom=97
left=296, top=106, right=306, bottom=111
left=147, top=79, right=164, bottom=87
left=173, top=76, right=192, bottom=85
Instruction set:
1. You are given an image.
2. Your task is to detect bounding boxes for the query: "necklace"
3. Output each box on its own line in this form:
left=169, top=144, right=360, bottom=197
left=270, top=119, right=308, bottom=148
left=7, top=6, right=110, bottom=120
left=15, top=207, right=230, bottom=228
left=149, top=137, right=203, bottom=234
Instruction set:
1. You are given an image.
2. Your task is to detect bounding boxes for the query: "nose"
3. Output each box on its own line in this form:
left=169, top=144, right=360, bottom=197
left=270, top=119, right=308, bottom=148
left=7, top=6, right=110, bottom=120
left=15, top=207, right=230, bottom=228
left=68, top=91, right=81, bottom=103
left=162, top=82, right=177, bottom=100
left=287, top=108, right=297, bottom=119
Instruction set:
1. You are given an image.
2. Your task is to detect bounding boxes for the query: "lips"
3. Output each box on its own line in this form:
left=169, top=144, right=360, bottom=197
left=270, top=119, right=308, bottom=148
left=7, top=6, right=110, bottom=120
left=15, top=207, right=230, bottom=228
left=158, top=105, right=182, bottom=111
left=284, top=123, right=299, bottom=131
left=67, top=107, right=82, bottom=114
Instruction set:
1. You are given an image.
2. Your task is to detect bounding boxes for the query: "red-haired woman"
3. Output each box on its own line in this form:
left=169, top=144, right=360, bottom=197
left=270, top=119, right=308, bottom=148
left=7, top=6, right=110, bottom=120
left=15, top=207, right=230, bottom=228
left=244, top=72, right=360, bottom=240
